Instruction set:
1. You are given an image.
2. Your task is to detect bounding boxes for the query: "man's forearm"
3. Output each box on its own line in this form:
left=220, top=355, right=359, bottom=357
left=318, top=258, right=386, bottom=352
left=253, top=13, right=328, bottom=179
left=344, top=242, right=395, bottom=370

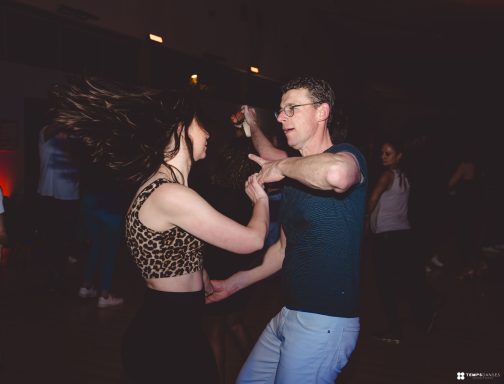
left=228, top=239, right=284, bottom=294
left=277, top=153, right=357, bottom=191
left=249, top=121, right=286, bottom=161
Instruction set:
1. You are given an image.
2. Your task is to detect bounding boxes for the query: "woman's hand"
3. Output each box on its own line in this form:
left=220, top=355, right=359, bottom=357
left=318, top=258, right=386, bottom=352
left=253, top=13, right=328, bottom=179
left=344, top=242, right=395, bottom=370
left=245, top=173, right=268, bottom=204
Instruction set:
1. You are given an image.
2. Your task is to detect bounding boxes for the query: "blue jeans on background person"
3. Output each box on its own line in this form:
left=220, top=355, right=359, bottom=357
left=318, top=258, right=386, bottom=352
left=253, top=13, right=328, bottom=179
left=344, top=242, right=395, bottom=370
left=237, top=307, right=359, bottom=384
left=81, top=192, right=123, bottom=292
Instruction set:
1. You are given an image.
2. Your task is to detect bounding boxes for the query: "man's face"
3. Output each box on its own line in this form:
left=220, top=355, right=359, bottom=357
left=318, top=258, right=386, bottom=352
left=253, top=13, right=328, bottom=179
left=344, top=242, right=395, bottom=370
left=276, top=88, right=320, bottom=151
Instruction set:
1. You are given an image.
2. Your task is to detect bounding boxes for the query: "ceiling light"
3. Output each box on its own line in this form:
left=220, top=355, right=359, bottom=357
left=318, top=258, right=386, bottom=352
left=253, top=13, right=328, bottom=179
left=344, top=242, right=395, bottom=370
left=250, top=66, right=260, bottom=74
left=148, top=34, right=163, bottom=44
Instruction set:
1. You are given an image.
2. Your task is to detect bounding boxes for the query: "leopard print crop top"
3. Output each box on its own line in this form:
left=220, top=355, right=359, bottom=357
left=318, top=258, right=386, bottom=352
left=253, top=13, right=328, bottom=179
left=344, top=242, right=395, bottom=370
left=125, top=178, right=204, bottom=279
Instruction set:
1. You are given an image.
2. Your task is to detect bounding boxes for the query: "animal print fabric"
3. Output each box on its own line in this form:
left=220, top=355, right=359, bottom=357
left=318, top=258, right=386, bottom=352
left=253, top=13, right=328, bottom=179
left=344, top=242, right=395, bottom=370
left=125, top=178, right=204, bottom=279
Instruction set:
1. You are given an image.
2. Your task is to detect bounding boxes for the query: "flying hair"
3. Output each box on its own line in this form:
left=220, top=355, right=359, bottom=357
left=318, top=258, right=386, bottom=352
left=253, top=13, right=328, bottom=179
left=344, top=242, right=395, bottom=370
left=49, top=77, right=199, bottom=185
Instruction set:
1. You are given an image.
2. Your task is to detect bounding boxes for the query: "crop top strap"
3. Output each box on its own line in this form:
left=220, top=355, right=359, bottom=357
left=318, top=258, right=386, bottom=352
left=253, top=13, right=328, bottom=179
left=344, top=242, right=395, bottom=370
left=130, top=178, right=175, bottom=214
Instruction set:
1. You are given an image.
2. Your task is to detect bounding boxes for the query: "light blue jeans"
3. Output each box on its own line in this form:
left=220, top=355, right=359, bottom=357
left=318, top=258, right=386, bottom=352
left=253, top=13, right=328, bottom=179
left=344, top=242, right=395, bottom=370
left=237, top=307, right=359, bottom=384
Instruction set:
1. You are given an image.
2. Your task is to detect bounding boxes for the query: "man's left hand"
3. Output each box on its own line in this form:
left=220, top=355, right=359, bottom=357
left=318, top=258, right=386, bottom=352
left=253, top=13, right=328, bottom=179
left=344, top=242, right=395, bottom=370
left=248, top=154, right=285, bottom=185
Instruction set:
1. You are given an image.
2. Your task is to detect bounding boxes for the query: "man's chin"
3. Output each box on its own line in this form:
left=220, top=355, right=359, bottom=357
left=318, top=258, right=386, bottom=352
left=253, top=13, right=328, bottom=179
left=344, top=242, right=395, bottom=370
left=287, top=140, right=300, bottom=150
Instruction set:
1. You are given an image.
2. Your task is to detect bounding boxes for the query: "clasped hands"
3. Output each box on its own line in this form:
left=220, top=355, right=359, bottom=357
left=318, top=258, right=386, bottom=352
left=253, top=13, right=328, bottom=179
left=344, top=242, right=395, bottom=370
left=248, top=154, right=285, bottom=186
left=245, top=155, right=284, bottom=200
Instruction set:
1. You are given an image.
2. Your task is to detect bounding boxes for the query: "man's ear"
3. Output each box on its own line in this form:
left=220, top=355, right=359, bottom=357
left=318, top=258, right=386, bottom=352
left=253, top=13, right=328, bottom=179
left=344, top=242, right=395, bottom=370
left=317, top=103, right=330, bottom=122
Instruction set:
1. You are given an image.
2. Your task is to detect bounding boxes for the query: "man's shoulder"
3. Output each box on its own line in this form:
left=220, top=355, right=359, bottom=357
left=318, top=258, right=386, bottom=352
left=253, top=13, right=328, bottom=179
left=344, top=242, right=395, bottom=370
left=327, top=142, right=361, bottom=155
left=328, top=143, right=368, bottom=184
left=328, top=143, right=366, bottom=167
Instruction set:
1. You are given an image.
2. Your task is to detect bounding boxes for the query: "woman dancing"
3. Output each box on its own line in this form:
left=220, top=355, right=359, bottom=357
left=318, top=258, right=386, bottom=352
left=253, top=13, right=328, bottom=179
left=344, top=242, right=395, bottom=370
left=368, top=139, right=434, bottom=343
left=51, top=78, right=269, bottom=383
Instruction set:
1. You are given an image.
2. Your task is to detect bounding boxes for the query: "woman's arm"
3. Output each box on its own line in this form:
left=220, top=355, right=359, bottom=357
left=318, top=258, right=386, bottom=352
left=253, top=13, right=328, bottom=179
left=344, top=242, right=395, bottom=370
left=141, top=174, right=269, bottom=254
left=367, top=170, right=393, bottom=214
left=448, top=162, right=475, bottom=190
left=448, top=163, right=463, bottom=190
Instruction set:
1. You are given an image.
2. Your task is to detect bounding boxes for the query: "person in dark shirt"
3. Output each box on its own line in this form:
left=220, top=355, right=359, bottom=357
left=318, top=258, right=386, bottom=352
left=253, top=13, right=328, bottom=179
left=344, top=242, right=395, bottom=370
left=207, top=76, right=368, bottom=383
left=448, top=152, right=481, bottom=279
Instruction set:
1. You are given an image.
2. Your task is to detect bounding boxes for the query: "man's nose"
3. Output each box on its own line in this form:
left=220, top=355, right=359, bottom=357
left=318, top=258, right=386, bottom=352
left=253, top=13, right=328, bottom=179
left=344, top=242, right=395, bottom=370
left=276, top=111, right=287, bottom=123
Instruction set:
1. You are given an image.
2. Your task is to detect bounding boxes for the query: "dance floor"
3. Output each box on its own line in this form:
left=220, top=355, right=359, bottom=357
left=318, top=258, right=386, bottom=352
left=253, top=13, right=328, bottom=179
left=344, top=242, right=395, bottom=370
left=0, top=236, right=503, bottom=384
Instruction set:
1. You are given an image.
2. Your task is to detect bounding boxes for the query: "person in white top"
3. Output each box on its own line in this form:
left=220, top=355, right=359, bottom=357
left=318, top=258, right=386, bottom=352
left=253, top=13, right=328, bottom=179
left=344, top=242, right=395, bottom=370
left=36, top=125, right=80, bottom=290
left=368, top=139, right=435, bottom=344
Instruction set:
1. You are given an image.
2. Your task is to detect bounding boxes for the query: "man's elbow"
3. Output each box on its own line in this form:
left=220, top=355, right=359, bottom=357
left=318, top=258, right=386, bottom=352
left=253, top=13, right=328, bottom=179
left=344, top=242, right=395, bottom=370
left=327, top=165, right=358, bottom=192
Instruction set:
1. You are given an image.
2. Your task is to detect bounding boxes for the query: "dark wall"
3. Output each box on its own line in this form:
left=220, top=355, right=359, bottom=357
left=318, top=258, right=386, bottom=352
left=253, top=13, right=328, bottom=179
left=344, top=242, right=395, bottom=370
left=0, top=2, right=280, bottom=108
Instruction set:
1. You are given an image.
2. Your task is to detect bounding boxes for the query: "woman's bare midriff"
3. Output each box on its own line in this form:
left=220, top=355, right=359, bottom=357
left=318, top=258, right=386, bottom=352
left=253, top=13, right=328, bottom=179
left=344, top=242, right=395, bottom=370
left=146, top=270, right=203, bottom=292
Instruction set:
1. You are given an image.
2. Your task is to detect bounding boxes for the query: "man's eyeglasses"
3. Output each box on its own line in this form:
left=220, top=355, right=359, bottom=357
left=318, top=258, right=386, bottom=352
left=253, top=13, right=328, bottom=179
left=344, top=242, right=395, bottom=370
left=274, top=102, right=323, bottom=119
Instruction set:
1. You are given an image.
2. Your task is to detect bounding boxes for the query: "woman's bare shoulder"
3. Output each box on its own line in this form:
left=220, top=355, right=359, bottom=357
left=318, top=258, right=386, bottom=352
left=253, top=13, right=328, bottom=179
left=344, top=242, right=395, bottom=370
left=146, top=182, right=209, bottom=215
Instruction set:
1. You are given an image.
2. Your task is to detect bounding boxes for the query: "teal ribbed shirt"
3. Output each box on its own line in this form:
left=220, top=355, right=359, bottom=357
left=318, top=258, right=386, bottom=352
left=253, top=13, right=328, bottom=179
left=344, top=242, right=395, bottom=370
left=280, top=143, right=368, bottom=317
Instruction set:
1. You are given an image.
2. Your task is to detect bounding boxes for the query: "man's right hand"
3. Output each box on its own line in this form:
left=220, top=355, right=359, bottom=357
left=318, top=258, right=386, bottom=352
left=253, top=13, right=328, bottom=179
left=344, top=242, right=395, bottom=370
left=243, top=105, right=288, bottom=161
left=205, top=279, right=234, bottom=304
